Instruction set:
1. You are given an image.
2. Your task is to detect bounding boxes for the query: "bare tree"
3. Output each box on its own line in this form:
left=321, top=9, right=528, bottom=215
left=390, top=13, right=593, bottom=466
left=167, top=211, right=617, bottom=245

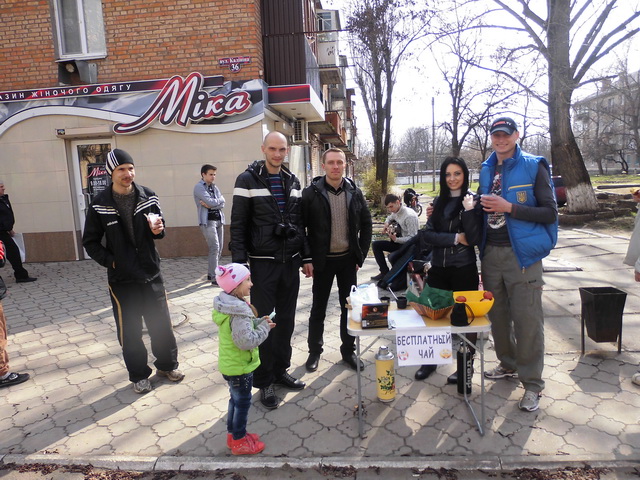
left=604, top=57, right=640, bottom=172
left=393, top=126, right=431, bottom=184
left=573, top=80, right=622, bottom=174
left=396, top=126, right=430, bottom=163
left=432, top=4, right=519, bottom=157
left=485, top=0, right=640, bottom=213
left=346, top=0, right=434, bottom=202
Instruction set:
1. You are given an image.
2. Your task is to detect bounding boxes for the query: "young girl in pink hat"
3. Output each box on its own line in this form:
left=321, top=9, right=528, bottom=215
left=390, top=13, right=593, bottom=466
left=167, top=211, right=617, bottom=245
left=213, top=263, right=275, bottom=455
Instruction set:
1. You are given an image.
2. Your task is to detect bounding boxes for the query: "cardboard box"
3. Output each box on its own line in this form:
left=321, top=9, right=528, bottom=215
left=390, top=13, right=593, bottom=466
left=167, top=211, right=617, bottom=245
left=361, top=303, right=389, bottom=329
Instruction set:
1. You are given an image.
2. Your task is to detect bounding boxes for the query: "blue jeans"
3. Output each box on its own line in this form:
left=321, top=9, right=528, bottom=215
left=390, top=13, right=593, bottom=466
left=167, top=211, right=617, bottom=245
left=223, top=372, right=253, bottom=440
left=200, top=220, right=223, bottom=278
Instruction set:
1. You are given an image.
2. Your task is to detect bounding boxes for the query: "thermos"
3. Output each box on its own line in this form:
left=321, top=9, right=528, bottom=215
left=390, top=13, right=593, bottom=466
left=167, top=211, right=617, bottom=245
left=456, top=340, right=473, bottom=395
left=375, top=345, right=396, bottom=402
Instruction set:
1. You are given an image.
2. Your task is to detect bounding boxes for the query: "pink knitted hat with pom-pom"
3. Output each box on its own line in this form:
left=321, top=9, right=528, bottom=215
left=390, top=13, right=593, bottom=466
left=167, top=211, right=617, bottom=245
left=215, top=263, right=250, bottom=294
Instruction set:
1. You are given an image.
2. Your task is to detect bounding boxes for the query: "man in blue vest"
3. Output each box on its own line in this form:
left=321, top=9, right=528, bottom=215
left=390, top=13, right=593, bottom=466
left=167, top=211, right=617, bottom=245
left=478, top=117, right=558, bottom=412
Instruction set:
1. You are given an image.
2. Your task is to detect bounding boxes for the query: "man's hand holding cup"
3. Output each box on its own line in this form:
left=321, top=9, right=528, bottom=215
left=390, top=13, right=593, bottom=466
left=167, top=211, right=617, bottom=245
left=146, top=213, right=163, bottom=234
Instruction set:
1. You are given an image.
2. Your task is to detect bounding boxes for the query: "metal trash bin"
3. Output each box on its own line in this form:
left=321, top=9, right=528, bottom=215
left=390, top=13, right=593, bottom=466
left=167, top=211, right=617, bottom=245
left=579, top=286, right=627, bottom=354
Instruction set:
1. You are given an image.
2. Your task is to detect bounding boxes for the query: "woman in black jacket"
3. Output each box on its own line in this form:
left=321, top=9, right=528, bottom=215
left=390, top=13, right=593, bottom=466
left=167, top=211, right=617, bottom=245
left=414, top=156, right=482, bottom=382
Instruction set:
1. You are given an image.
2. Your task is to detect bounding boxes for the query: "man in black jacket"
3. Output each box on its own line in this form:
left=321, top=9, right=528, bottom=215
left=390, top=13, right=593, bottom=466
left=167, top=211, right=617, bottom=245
left=82, top=149, right=183, bottom=394
left=302, top=148, right=372, bottom=372
left=230, top=132, right=306, bottom=410
left=0, top=182, right=36, bottom=283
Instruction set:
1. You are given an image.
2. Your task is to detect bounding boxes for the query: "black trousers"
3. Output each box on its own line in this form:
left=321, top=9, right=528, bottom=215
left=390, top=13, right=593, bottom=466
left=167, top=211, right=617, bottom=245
left=372, top=239, right=402, bottom=274
left=109, top=277, right=179, bottom=382
left=426, top=263, right=479, bottom=292
left=249, top=258, right=301, bottom=389
left=427, top=262, right=479, bottom=354
left=307, top=253, right=358, bottom=358
left=0, top=231, right=28, bottom=280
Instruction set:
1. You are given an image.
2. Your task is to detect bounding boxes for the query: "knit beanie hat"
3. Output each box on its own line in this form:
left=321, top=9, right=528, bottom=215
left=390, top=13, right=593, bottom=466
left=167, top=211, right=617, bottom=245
left=105, top=148, right=135, bottom=176
left=215, top=263, right=250, bottom=294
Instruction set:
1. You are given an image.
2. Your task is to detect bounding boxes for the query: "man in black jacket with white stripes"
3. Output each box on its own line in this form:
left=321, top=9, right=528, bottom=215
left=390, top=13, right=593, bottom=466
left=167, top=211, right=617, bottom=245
left=230, top=132, right=306, bottom=410
left=82, top=149, right=183, bottom=395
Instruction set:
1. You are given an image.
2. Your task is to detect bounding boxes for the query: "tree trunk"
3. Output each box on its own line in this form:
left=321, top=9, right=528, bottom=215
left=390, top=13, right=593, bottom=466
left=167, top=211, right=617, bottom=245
left=547, top=0, right=599, bottom=213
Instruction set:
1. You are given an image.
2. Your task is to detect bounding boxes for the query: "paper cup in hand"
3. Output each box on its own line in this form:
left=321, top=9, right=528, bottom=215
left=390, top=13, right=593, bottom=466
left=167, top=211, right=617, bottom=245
left=146, top=213, right=161, bottom=228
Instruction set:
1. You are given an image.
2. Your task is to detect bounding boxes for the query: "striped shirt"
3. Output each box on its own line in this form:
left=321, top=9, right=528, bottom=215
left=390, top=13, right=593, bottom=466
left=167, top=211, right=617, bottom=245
left=269, top=173, right=285, bottom=213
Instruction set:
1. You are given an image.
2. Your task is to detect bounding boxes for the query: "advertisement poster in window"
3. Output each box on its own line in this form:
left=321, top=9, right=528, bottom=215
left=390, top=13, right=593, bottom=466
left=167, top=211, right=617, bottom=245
left=87, top=163, right=109, bottom=202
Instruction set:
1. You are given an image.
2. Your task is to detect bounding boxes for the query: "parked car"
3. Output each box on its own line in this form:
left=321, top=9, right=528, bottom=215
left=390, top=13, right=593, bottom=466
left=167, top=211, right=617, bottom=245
left=552, top=175, right=566, bottom=207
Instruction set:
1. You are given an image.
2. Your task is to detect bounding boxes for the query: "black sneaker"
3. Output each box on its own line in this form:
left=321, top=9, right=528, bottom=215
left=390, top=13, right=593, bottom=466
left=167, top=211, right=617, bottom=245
left=274, top=372, right=305, bottom=390
left=0, top=372, right=30, bottom=388
left=370, top=272, right=386, bottom=281
left=260, top=385, right=279, bottom=410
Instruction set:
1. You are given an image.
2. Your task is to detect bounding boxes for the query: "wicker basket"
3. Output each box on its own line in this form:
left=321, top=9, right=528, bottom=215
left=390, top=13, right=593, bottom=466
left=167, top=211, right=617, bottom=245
left=410, top=302, right=453, bottom=320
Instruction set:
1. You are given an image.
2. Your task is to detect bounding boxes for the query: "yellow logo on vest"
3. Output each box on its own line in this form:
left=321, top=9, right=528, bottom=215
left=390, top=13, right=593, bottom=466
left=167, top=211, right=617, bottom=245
left=516, top=191, right=527, bottom=203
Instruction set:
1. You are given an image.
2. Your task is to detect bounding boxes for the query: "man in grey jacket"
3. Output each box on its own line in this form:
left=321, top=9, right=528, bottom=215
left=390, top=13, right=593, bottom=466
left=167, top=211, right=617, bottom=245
left=194, top=164, right=225, bottom=285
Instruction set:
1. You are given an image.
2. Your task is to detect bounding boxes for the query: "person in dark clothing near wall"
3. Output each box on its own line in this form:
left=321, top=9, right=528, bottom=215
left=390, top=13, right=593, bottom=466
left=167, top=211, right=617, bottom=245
left=302, top=148, right=372, bottom=373
left=82, top=149, right=183, bottom=394
left=230, top=132, right=306, bottom=410
left=0, top=182, right=36, bottom=283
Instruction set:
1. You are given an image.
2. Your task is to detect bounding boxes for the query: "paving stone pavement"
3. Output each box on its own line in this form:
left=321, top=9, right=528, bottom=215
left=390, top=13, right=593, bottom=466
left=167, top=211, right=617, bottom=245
left=0, top=228, right=639, bottom=474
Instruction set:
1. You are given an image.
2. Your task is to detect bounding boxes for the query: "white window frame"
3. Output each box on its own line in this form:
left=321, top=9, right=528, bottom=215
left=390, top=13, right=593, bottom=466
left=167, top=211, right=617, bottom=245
left=317, top=12, right=332, bottom=32
left=52, top=0, right=106, bottom=60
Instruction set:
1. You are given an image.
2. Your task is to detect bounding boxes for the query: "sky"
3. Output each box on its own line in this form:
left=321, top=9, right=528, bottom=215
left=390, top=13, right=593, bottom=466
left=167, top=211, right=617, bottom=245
left=322, top=0, right=640, bottom=146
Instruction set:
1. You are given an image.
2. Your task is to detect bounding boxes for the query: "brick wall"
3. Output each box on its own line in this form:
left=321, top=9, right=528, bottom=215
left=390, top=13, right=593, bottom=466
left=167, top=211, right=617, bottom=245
left=0, top=1, right=57, bottom=89
left=0, top=0, right=264, bottom=90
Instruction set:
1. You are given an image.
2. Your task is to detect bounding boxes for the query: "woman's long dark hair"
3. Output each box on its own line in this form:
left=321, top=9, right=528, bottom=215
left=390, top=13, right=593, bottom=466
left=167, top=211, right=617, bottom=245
left=432, top=156, right=470, bottom=221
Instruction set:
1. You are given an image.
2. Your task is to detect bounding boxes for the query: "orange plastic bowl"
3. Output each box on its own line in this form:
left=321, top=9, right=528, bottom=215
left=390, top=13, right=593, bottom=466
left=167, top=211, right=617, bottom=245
left=453, top=290, right=494, bottom=317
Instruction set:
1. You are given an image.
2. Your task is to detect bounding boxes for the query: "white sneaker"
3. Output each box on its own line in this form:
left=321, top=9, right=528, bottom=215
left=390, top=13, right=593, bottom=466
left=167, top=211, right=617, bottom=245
left=632, top=372, right=640, bottom=387
left=519, top=390, right=541, bottom=412
left=133, top=378, right=152, bottom=394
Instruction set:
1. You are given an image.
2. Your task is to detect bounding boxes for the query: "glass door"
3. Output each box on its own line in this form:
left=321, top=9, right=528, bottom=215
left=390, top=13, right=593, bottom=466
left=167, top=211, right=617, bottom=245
left=69, top=140, right=112, bottom=258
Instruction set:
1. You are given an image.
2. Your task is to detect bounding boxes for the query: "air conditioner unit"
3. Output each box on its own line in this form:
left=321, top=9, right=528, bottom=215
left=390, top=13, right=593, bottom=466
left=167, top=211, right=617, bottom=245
left=293, top=120, right=309, bottom=144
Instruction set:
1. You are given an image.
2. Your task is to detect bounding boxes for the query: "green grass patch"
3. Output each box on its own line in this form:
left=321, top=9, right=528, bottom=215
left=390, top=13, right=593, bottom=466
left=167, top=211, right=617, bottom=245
left=589, top=174, right=640, bottom=187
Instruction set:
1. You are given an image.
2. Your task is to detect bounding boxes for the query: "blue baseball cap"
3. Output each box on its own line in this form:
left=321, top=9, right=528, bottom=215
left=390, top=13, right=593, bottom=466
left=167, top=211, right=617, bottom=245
left=490, top=117, right=518, bottom=135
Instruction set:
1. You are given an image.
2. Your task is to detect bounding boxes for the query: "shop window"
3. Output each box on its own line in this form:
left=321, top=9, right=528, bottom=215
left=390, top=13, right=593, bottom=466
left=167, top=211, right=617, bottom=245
left=52, top=0, right=106, bottom=60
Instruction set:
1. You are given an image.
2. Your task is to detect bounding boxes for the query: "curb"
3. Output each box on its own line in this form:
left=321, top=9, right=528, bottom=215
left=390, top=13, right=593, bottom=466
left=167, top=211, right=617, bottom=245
left=2, top=453, right=639, bottom=473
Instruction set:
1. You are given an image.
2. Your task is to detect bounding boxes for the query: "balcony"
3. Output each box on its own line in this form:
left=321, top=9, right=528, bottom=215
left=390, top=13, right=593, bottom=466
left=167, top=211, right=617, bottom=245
left=308, top=110, right=346, bottom=147
left=267, top=84, right=325, bottom=122
left=317, top=39, right=342, bottom=85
